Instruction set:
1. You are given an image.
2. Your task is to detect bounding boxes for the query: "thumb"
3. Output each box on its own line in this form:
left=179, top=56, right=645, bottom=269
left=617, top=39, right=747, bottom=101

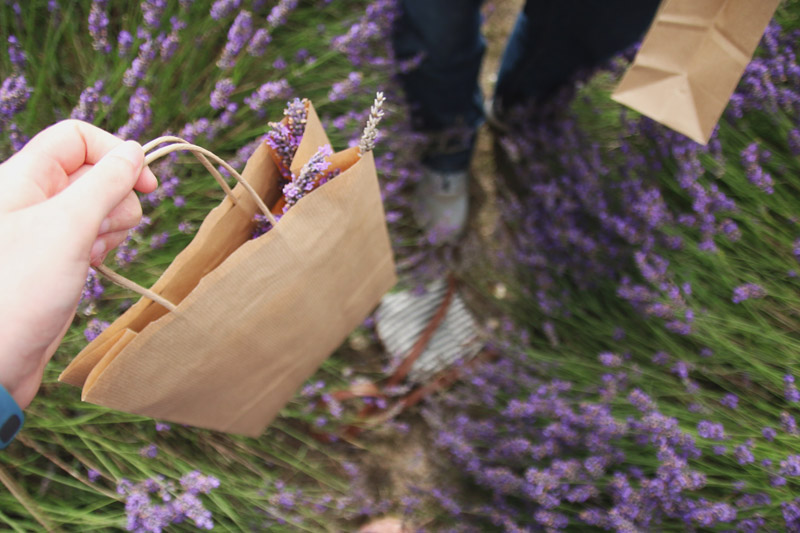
left=51, top=141, right=146, bottom=234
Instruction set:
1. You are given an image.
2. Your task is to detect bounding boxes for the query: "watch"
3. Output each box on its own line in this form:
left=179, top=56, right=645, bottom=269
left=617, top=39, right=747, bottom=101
left=0, top=385, right=23, bottom=449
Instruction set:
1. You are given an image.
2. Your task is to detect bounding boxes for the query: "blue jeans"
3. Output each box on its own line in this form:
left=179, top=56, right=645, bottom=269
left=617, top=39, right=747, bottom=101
left=392, top=0, right=662, bottom=172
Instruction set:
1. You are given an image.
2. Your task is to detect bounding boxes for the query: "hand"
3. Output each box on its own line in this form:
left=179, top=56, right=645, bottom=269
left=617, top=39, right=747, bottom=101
left=0, top=120, right=157, bottom=408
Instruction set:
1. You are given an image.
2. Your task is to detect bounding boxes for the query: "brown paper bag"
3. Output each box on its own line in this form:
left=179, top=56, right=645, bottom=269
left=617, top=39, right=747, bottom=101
left=611, top=0, right=780, bottom=145
left=59, top=102, right=397, bottom=437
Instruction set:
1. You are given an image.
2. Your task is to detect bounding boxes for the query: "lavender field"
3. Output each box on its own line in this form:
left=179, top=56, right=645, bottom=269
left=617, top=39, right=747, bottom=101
left=2, top=0, right=800, bottom=531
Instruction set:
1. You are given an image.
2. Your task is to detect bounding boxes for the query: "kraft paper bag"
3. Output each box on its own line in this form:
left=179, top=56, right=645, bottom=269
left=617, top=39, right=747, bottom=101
left=611, top=0, right=780, bottom=145
left=59, top=102, right=397, bottom=437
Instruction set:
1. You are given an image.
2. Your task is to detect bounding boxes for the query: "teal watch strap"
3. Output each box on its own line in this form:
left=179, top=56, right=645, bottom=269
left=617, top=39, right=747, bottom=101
left=0, top=385, right=23, bottom=449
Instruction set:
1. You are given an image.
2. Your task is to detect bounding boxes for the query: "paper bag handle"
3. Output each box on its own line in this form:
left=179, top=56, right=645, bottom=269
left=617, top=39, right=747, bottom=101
left=94, top=138, right=279, bottom=313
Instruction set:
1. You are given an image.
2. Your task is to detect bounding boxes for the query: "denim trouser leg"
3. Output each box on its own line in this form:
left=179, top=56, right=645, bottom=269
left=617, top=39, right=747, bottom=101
left=494, top=0, right=663, bottom=108
left=392, top=0, right=485, bottom=172
left=393, top=0, right=663, bottom=171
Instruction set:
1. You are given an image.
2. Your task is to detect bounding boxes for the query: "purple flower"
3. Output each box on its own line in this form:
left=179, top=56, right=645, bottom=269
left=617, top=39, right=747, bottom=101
left=598, top=352, right=622, bottom=367
left=247, top=28, right=271, bottom=56
left=210, top=78, right=235, bottom=110
left=209, top=0, right=240, bottom=20
left=217, top=10, right=253, bottom=69
left=782, top=411, right=798, bottom=435
left=179, top=471, right=220, bottom=494
left=785, top=374, right=800, bottom=402
left=87, top=468, right=101, bottom=483
left=328, top=71, right=362, bottom=102
left=0, top=74, right=32, bottom=121
left=149, top=232, right=169, bottom=249
left=141, top=0, right=167, bottom=29
left=243, top=79, right=290, bottom=112
left=115, top=87, right=152, bottom=140
left=155, top=422, right=171, bottom=432
left=789, top=128, right=800, bottom=156
left=720, top=393, right=738, bottom=409
left=7, top=36, right=26, bottom=70
left=740, top=142, right=774, bottom=194
left=118, top=30, right=134, bottom=56
left=732, top=283, right=766, bottom=303
left=697, top=420, right=725, bottom=441
left=734, top=440, right=755, bottom=465
left=88, top=1, right=111, bottom=54
left=266, top=0, right=298, bottom=28
left=762, top=426, right=777, bottom=441
left=70, top=80, right=106, bottom=122
left=139, top=444, right=158, bottom=458
left=282, top=144, right=332, bottom=212
left=83, top=318, right=110, bottom=342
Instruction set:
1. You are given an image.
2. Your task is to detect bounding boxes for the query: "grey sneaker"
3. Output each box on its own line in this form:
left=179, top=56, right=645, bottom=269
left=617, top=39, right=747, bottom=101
left=415, top=167, right=469, bottom=243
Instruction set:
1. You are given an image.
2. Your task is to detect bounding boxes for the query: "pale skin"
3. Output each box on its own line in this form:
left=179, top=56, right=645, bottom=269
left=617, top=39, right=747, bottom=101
left=0, top=120, right=158, bottom=409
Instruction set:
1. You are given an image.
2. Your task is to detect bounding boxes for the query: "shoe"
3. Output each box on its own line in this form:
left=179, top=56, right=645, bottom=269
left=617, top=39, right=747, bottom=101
left=414, top=167, right=469, bottom=243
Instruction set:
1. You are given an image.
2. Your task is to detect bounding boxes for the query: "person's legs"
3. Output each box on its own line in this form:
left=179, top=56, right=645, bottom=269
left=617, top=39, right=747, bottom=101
left=392, top=0, right=486, bottom=242
left=493, top=0, right=662, bottom=111
left=392, top=0, right=485, bottom=172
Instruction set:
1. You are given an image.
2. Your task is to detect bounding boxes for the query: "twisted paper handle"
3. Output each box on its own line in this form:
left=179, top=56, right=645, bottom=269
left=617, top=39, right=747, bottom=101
left=94, top=137, right=277, bottom=312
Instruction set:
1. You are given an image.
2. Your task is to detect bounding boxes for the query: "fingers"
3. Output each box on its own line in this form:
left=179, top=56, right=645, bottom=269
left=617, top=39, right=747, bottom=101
left=0, top=121, right=158, bottom=214
left=49, top=141, right=149, bottom=238
left=100, top=191, right=142, bottom=235
left=24, top=120, right=128, bottom=175
left=90, top=230, right=129, bottom=266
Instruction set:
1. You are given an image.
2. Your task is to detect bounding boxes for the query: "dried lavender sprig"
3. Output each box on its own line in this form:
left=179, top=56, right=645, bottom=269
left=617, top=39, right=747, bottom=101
left=358, top=91, right=386, bottom=155
left=283, top=144, right=333, bottom=212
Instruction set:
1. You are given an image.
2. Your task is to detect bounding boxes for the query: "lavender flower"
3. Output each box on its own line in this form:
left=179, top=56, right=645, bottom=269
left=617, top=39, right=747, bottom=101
left=7, top=36, right=26, bottom=70
left=70, top=80, right=106, bottom=122
left=139, top=444, right=158, bottom=458
left=782, top=411, right=798, bottom=435
left=266, top=0, right=298, bottom=28
left=282, top=144, right=333, bottom=212
left=697, top=420, right=725, bottom=441
left=328, top=71, right=362, bottom=102
left=740, top=142, right=774, bottom=194
left=732, top=283, right=766, bottom=303
left=159, top=17, right=186, bottom=60
left=122, top=37, right=158, bottom=86
left=734, top=440, right=755, bottom=465
left=83, top=318, right=109, bottom=342
left=87, top=468, right=101, bottom=483
left=118, top=30, right=134, bottom=56
left=115, top=87, right=152, bottom=140
left=141, top=0, right=166, bottom=29
left=243, top=79, right=291, bottom=113
left=210, top=0, right=240, bottom=19
left=247, top=28, right=271, bottom=56
left=0, top=74, right=32, bottom=121
left=720, top=393, right=739, bottom=409
left=217, top=10, right=253, bottom=69
left=118, top=472, right=219, bottom=531
left=785, top=375, right=800, bottom=402
left=210, top=78, right=235, bottom=110
left=88, top=1, right=111, bottom=54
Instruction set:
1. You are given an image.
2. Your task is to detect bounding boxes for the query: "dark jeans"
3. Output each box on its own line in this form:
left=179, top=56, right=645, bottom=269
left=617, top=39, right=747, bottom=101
left=392, top=0, right=662, bottom=171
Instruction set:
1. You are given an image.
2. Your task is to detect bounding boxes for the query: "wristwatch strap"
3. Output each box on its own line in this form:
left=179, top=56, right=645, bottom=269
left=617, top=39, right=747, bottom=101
left=0, top=385, right=23, bottom=449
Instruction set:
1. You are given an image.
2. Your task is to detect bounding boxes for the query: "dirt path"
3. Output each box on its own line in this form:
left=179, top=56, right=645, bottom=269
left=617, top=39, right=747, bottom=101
left=472, top=0, right=523, bottom=239
left=355, top=3, right=523, bottom=529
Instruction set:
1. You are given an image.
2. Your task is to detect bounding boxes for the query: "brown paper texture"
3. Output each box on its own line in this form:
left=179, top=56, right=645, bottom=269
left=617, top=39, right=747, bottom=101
left=611, top=0, right=779, bottom=144
left=60, top=104, right=397, bottom=436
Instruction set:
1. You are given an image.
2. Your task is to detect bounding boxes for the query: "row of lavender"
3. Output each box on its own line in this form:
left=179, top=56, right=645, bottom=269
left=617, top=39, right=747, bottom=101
left=413, top=10, right=800, bottom=533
